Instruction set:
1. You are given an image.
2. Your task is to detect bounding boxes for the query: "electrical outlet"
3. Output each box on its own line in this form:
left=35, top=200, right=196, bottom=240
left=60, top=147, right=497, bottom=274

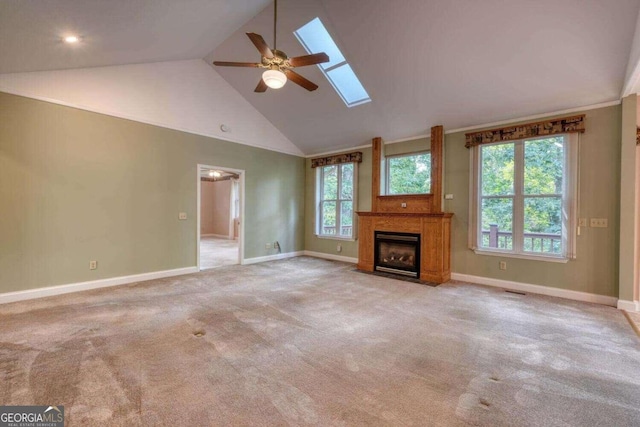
left=265, top=243, right=271, bottom=249
left=590, top=218, right=608, bottom=228
left=499, top=261, right=507, bottom=270
left=401, top=202, right=407, bottom=208
left=337, top=244, right=342, bottom=253
left=274, top=241, right=280, bottom=250
left=445, top=194, right=454, bottom=200
left=578, top=218, right=587, bottom=227
left=179, top=212, right=187, bottom=220
left=89, top=260, right=97, bottom=270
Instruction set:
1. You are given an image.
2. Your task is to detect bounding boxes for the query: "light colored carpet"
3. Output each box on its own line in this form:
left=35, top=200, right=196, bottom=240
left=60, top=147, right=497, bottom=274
left=625, top=310, right=640, bottom=337
left=1, top=257, right=639, bottom=426
left=200, top=236, right=238, bottom=269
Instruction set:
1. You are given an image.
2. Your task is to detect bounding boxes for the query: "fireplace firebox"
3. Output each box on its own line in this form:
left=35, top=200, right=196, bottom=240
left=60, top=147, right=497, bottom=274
left=374, top=231, right=421, bottom=278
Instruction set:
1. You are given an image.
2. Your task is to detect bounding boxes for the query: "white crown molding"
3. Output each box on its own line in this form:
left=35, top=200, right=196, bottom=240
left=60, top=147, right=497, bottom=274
left=305, top=144, right=372, bottom=159
left=445, top=100, right=621, bottom=135
left=0, top=60, right=304, bottom=157
left=451, top=272, right=618, bottom=307
left=304, top=100, right=621, bottom=158
left=0, top=87, right=304, bottom=157
left=0, top=267, right=198, bottom=305
left=303, top=251, right=358, bottom=263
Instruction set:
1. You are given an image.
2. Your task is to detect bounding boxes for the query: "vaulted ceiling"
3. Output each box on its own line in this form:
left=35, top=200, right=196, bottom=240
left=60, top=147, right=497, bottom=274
left=2, top=0, right=640, bottom=156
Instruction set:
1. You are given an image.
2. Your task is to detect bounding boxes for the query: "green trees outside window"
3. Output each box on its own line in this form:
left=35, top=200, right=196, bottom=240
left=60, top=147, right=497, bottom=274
left=318, top=163, right=354, bottom=237
left=480, top=136, right=565, bottom=255
left=386, top=152, right=431, bottom=195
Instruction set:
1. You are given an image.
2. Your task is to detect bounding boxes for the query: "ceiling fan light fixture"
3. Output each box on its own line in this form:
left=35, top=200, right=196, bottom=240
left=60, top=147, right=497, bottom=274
left=262, top=69, right=287, bottom=89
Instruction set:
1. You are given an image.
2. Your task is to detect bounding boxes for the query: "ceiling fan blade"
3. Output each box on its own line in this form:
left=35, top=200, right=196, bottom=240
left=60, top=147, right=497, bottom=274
left=213, top=61, right=261, bottom=67
left=289, top=52, right=330, bottom=67
left=246, top=33, right=274, bottom=59
left=255, top=78, right=268, bottom=93
left=284, top=69, right=319, bottom=91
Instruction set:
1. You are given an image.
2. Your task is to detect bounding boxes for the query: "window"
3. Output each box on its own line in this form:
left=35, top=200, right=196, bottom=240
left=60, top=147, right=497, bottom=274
left=385, top=152, right=431, bottom=195
left=294, top=18, right=371, bottom=107
left=471, top=135, right=578, bottom=261
left=316, top=163, right=356, bottom=238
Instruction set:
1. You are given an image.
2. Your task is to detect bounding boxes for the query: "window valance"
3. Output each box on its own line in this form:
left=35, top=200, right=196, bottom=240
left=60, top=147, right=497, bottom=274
left=311, top=151, right=362, bottom=168
left=465, top=114, right=585, bottom=148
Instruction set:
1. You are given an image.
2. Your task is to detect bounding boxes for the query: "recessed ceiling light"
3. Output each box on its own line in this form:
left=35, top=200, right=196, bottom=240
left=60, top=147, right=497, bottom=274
left=64, top=36, right=80, bottom=44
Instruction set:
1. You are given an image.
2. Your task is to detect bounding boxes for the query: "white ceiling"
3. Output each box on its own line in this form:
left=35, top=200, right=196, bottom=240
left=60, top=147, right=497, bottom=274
left=1, top=0, right=640, bottom=156
left=0, top=0, right=270, bottom=73
left=210, top=0, right=640, bottom=154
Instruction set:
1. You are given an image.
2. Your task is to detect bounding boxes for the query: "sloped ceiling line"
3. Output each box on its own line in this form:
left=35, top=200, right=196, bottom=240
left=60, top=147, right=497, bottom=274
left=0, top=60, right=304, bottom=157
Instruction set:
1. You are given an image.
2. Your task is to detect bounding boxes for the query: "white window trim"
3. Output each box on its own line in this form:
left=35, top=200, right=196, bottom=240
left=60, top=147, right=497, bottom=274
left=468, top=133, right=579, bottom=262
left=384, top=150, right=432, bottom=196
left=315, top=162, right=358, bottom=241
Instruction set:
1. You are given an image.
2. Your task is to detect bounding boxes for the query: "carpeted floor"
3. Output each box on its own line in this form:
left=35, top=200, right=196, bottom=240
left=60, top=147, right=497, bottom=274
left=200, top=236, right=238, bottom=269
left=1, top=257, right=639, bottom=426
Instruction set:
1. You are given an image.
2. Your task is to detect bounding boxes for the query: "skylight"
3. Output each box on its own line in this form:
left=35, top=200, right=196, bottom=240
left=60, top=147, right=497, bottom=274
left=294, top=18, right=371, bottom=107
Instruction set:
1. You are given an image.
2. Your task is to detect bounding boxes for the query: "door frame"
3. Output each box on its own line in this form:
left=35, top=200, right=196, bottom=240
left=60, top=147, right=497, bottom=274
left=197, top=164, right=245, bottom=270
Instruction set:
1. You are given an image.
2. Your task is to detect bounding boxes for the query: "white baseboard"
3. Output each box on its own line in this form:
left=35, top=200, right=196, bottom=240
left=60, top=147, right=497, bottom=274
left=617, top=299, right=640, bottom=311
left=201, top=233, right=232, bottom=239
left=0, top=267, right=199, bottom=305
left=242, top=251, right=305, bottom=265
left=451, top=272, right=618, bottom=307
left=303, top=251, right=358, bottom=264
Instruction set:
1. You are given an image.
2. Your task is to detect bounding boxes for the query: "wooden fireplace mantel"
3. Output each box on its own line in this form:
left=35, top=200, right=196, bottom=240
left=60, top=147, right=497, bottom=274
left=356, top=211, right=452, bottom=283
left=356, top=125, right=453, bottom=284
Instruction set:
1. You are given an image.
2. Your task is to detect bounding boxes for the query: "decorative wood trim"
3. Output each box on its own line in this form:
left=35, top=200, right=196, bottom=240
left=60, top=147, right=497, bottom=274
left=431, top=125, right=443, bottom=212
left=311, top=151, right=362, bottom=168
left=465, top=114, right=585, bottom=148
left=356, top=212, right=452, bottom=283
left=375, top=194, right=434, bottom=213
left=371, top=137, right=382, bottom=212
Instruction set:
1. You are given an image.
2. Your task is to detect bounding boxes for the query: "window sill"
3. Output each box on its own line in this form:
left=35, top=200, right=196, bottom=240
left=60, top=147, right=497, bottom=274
left=315, top=234, right=356, bottom=242
left=473, top=248, right=569, bottom=263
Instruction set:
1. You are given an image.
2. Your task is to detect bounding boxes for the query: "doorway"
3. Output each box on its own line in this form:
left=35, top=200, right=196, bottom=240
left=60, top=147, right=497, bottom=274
left=197, top=164, right=244, bottom=270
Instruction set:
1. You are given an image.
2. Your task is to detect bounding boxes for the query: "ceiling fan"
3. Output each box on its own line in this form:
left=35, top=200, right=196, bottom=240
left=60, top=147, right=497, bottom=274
left=213, top=0, right=329, bottom=92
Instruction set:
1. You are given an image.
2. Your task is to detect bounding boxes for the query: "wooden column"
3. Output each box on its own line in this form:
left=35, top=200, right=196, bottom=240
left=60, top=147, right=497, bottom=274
left=430, top=125, right=443, bottom=213
left=371, top=137, right=382, bottom=212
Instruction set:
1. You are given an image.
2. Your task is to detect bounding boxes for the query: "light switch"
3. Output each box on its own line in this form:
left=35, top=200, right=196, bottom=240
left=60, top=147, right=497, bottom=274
left=179, top=212, right=187, bottom=220
left=445, top=194, right=454, bottom=200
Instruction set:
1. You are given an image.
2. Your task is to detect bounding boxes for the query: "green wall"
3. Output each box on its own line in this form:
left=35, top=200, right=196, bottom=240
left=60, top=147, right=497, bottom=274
left=305, top=105, right=622, bottom=297
left=446, top=105, right=621, bottom=297
left=618, top=95, right=637, bottom=302
left=0, top=92, right=305, bottom=293
left=0, top=91, right=624, bottom=298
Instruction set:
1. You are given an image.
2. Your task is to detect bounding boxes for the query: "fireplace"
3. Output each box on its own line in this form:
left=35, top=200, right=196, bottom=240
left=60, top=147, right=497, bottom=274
left=374, top=231, right=421, bottom=278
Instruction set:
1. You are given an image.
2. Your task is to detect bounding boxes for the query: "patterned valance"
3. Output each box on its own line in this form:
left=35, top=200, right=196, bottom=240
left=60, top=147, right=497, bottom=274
left=465, top=114, right=585, bottom=148
left=311, top=151, right=363, bottom=168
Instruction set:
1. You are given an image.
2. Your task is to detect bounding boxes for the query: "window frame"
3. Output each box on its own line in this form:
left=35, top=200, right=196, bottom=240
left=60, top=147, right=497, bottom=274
left=315, top=162, right=358, bottom=241
left=293, top=17, right=371, bottom=108
left=469, top=134, right=578, bottom=263
left=384, top=150, right=432, bottom=196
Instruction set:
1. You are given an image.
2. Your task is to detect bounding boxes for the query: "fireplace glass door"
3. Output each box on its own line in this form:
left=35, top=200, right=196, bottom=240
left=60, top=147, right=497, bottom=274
left=374, top=232, right=420, bottom=278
